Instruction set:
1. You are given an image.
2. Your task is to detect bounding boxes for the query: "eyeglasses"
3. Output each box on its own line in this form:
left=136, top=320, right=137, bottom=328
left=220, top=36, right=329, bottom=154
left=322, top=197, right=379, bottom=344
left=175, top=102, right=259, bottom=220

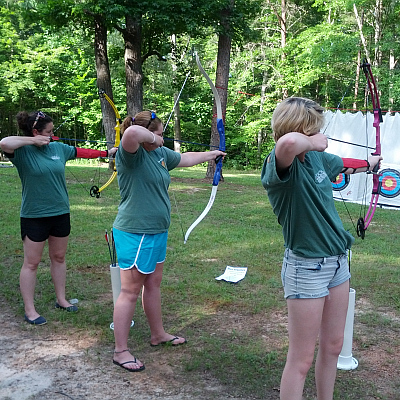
left=145, top=112, right=157, bottom=129
left=32, top=111, right=46, bottom=129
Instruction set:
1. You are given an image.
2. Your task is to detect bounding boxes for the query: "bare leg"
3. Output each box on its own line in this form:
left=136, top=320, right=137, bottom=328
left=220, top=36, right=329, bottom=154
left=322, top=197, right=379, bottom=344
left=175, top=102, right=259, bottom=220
left=20, top=237, right=46, bottom=320
left=48, top=235, right=71, bottom=307
left=113, top=268, right=146, bottom=370
left=280, top=297, right=325, bottom=400
left=143, top=262, right=186, bottom=346
left=315, top=280, right=349, bottom=400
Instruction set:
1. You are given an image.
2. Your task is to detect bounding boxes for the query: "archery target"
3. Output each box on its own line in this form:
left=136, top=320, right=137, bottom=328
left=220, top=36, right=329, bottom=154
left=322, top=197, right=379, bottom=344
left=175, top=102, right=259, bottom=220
left=332, top=173, right=350, bottom=191
left=379, top=168, right=400, bottom=198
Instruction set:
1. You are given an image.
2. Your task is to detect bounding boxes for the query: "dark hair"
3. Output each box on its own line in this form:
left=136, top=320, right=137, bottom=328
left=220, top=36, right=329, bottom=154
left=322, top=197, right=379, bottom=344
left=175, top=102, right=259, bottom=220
left=16, top=111, right=53, bottom=137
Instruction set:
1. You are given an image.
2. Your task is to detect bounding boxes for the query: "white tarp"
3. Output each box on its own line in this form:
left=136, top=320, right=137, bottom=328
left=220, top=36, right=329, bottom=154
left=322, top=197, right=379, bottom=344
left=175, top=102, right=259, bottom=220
left=323, top=110, right=400, bottom=209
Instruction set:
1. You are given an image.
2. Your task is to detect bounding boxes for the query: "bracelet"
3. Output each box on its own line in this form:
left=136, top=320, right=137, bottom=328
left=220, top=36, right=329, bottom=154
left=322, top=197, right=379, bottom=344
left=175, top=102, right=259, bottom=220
left=150, top=132, right=156, bottom=144
left=114, top=349, right=129, bottom=354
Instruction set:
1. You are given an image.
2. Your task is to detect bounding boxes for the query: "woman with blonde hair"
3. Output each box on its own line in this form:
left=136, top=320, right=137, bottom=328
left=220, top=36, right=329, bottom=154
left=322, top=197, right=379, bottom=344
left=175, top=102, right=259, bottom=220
left=261, top=97, right=382, bottom=400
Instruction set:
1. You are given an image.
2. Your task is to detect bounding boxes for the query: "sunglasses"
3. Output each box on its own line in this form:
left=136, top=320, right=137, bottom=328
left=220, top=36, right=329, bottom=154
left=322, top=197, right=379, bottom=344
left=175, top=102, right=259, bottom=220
left=32, top=111, right=46, bottom=129
left=145, top=112, right=157, bottom=129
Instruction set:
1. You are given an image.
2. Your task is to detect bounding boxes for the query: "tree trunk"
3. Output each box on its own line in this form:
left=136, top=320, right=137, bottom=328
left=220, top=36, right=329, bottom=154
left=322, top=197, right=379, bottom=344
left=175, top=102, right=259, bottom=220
left=280, top=0, right=288, bottom=98
left=374, top=0, right=382, bottom=66
left=123, top=15, right=143, bottom=116
left=205, top=1, right=233, bottom=179
left=173, top=91, right=182, bottom=153
left=205, top=33, right=231, bottom=180
left=258, top=69, right=268, bottom=160
left=354, top=5, right=370, bottom=62
left=353, top=50, right=361, bottom=110
left=389, top=50, right=395, bottom=112
left=93, top=14, right=116, bottom=159
left=171, top=34, right=182, bottom=153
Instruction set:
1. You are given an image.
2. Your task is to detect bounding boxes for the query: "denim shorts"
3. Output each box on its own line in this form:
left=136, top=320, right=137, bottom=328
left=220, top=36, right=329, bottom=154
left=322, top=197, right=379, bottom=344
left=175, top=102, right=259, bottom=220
left=281, top=248, right=351, bottom=299
left=112, top=228, right=168, bottom=274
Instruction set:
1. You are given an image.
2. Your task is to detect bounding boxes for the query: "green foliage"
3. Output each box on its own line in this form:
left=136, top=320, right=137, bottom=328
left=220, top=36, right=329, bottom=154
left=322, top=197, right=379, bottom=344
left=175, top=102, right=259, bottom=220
left=0, top=3, right=98, bottom=137
left=279, top=23, right=359, bottom=102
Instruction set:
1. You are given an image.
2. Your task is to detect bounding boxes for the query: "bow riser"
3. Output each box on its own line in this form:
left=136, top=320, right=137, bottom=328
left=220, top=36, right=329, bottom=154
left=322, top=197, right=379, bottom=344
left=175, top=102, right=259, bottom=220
left=212, top=118, right=226, bottom=186
left=358, top=60, right=383, bottom=235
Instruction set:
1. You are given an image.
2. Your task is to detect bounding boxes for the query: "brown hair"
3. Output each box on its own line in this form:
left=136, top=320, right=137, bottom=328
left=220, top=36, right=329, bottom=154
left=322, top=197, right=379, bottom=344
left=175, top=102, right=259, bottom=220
left=271, top=97, right=325, bottom=141
left=16, top=111, right=53, bottom=136
left=121, top=111, right=162, bottom=134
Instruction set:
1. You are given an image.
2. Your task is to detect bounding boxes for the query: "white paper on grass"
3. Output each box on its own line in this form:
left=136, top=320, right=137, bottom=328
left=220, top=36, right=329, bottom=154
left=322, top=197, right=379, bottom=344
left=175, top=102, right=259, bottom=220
left=215, top=266, right=247, bottom=283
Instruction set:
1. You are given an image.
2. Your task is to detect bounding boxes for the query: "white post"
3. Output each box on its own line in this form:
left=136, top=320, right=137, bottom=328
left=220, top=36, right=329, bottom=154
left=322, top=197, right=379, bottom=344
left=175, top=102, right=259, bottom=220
left=110, top=264, right=121, bottom=306
left=337, top=287, right=358, bottom=370
left=109, top=264, right=134, bottom=330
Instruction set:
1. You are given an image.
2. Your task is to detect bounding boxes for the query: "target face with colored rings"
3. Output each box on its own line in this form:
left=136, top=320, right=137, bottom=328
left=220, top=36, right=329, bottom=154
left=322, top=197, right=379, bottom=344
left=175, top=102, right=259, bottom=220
left=379, top=169, right=400, bottom=198
left=332, top=173, right=350, bottom=191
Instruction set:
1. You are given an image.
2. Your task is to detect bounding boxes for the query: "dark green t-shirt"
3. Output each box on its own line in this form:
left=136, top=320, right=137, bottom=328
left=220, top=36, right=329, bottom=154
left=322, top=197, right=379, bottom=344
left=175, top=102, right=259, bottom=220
left=261, top=148, right=354, bottom=257
left=113, top=145, right=181, bottom=234
left=9, top=142, right=76, bottom=218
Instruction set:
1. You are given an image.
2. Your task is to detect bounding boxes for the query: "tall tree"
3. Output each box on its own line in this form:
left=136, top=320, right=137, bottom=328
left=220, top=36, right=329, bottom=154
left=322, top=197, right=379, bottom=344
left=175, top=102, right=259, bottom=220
left=206, top=17, right=232, bottom=179
left=91, top=12, right=118, bottom=152
left=115, top=14, right=144, bottom=116
left=35, top=0, right=120, bottom=154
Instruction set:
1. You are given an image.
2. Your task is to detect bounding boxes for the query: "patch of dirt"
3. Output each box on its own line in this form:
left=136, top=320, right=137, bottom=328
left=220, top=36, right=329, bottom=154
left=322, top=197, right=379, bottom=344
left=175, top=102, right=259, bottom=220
left=1, top=296, right=399, bottom=400
left=348, top=297, right=400, bottom=398
left=0, top=304, right=244, bottom=400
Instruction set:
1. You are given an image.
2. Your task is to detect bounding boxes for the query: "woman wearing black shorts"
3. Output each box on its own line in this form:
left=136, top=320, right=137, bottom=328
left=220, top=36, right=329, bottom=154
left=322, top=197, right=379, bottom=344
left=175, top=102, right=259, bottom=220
left=0, top=111, right=117, bottom=325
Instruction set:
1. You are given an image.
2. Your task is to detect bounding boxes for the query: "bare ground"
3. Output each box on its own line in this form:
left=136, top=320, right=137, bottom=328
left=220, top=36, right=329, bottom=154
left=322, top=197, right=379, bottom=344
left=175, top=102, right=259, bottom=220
left=1, top=297, right=399, bottom=400
left=0, top=302, right=256, bottom=400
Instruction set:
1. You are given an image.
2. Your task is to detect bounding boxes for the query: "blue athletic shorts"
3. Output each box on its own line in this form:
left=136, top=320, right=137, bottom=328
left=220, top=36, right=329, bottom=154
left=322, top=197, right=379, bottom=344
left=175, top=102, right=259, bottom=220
left=281, top=248, right=351, bottom=299
left=112, top=228, right=168, bottom=274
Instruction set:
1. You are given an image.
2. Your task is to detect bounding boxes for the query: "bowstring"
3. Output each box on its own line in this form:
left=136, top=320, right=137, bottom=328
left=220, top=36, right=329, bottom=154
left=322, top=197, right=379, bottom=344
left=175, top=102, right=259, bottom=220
left=171, top=185, right=186, bottom=241
left=61, top=139, right=93, bottom=196
left=326, top=72, right=376, bottom=237
left=325, top=82, right=358, bottom=234
left=91, top=121, right=108, bottom=192
left=57, top=112, right=110, bottom=196
left=164, top=70, right=192, bottom=242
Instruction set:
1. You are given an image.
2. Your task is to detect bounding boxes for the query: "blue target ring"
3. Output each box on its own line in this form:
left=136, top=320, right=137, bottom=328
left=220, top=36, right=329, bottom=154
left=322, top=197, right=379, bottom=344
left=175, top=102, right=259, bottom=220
left=332, top=173, right=350, bottom=191
left=379, top=169, right=400, bottom=198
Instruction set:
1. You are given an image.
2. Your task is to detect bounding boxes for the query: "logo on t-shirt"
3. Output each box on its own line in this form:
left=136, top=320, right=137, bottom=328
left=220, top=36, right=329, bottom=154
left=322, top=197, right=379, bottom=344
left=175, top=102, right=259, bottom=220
left=51, top=155, right=60, bottom=160
left=158, top=157, right=166, bottom=169
left=315, top=170, right=328, bottom=183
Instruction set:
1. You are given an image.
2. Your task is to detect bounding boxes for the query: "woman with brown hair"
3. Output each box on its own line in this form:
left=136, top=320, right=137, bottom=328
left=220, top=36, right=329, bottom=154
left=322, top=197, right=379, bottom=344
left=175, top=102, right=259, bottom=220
left=112, top=111, right=225, bottom=372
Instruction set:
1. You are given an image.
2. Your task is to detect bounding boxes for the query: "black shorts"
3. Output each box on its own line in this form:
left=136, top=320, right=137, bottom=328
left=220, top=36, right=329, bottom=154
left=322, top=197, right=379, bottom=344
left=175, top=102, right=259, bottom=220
left=21, top=214, right=71, bottom=242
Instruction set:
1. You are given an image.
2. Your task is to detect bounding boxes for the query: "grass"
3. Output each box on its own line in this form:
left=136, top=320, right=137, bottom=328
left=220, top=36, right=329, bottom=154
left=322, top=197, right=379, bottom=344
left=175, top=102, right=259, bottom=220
left=1, top=160, right=400, bottom=399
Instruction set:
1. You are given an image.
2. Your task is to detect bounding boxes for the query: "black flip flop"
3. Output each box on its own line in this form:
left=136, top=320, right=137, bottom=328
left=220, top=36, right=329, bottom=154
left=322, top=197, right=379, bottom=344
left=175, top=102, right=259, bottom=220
left=113, top=358, right=145, bottom=372
left=150, top=336, right=187, bottom=347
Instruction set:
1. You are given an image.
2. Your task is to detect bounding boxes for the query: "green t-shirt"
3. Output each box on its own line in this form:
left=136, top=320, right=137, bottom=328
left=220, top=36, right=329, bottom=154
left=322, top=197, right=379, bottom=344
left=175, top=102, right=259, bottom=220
left=261, top=148, right=354, bottom=257
left=113, top=145, right=181, bottom=234
left=9, top=142, right=76, bottom=218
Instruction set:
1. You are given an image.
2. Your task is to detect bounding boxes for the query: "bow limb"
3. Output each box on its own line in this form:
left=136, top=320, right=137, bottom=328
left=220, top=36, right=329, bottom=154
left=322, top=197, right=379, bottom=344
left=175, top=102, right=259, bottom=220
left=90, top=90, right=121, bottom=198
left=183, top=52, right=226, bottom=244
left=356, top=60, right=383, bottom=238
